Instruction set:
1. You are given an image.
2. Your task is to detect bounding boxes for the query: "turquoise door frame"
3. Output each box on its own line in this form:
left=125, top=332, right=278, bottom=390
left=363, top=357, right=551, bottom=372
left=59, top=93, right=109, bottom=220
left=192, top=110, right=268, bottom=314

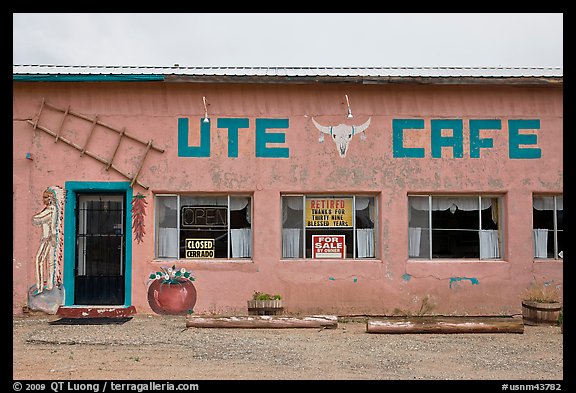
left=63, top=181, right=133, bottom=306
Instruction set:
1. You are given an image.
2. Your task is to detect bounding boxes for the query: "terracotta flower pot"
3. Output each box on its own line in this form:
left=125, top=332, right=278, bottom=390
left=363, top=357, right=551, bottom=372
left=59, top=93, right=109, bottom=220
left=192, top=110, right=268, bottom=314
left=148, top=279, right=197, bottom=315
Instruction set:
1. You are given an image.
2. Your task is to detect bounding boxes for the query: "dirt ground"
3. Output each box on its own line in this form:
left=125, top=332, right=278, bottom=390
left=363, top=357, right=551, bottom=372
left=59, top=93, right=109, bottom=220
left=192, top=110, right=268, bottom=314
left=13, top=312, right=564, bottom=381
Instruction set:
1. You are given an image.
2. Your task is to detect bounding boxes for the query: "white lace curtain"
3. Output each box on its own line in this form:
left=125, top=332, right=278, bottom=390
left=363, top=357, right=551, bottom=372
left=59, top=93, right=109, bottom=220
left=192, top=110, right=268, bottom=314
left=479, top=230, right=500, bottom=259
left=282, top=228, right=301, bottom=258
left=231, top=228, right=251, bottom=258
left=533, top=229, right=548, bottom=258
left=356, top=228, right=374, bottom=258
left=158, top=228, right=178, bottom=258
left=409, top=197, right=492, bottom=211
left=408, top=227, right=422, bottom=257
left=533, top=196, right=563, bottom=211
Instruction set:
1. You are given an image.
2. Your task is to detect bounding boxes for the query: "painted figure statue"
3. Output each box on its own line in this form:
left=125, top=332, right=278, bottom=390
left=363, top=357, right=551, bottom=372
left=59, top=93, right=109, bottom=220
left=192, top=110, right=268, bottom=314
left=31, top=185, right=65, bottom=295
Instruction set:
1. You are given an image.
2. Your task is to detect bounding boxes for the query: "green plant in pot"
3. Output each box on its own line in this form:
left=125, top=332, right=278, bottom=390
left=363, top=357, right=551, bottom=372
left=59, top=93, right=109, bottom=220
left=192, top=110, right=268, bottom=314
left=521, top=279, right=562, bottom=326
left=247, top=291, right=283, bottom=315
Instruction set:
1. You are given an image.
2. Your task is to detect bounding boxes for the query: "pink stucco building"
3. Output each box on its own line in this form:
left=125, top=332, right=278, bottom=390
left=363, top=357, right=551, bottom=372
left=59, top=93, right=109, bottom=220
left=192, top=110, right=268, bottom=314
left=13, top=65, right=563, bottom=318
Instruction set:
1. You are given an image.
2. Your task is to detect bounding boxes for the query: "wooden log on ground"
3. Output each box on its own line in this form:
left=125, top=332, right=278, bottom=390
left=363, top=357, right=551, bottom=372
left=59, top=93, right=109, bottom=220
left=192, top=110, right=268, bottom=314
left=186, top=315, right=338, bottom=329
left=366, top=317, right=524, bottom=334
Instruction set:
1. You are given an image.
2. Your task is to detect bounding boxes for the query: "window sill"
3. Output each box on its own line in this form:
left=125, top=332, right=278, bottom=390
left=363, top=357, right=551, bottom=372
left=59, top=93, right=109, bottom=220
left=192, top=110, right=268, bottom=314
left=407, top=258, right=508, bottom=263
left=153, top=259, right=253, bottom=263
left=533, top=259, right=563, bottom=263
left=151, top=259, right=257, bottom=272
left=280, top=258, right=382, bottom=262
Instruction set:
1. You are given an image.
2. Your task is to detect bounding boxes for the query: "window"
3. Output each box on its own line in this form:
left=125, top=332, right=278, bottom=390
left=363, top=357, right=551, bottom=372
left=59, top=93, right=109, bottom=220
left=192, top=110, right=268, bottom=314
left=155, top=194, right=252, bottom=260
left=408, top=195, right=502, bottom=260
left=533, top=195, right=563, bottom=259
left=281, top=195, right=376, bottom=259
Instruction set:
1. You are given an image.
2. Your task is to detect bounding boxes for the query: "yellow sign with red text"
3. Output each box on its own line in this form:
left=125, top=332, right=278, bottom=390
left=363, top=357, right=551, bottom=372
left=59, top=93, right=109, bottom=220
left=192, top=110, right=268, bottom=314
left=305, top=197, right=353, bottom=227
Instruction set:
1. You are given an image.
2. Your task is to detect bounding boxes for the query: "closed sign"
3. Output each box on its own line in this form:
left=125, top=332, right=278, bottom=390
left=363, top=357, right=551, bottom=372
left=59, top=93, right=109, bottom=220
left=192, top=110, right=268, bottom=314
left=185, top=238, right=215, bottom=258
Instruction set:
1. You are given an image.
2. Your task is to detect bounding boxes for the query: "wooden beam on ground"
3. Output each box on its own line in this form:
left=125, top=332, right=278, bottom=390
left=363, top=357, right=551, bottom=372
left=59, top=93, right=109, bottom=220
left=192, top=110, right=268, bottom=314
left=366, top=317, right=524, bottom=334
left=186, top=315, right=338, bottom=329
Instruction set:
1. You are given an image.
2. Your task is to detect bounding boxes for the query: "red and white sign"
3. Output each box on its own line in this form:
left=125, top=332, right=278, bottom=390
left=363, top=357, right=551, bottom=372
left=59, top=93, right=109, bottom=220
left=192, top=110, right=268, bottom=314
left=312, top=235, right=345, bottom=259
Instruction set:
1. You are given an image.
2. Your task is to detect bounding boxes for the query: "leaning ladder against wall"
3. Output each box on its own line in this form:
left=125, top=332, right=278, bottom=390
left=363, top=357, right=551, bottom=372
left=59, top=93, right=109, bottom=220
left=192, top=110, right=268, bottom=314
left=25, top=98, right=165, bottom=190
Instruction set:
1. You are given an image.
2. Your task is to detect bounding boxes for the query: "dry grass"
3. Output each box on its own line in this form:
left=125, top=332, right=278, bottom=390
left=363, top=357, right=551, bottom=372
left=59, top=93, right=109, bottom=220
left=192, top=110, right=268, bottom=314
left=522, top=280, right=561, bottom=303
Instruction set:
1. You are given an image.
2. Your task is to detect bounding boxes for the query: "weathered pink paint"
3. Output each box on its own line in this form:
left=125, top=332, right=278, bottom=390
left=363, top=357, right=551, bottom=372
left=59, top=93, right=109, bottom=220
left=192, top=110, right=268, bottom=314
left=13, top=81, right=563, bottom=316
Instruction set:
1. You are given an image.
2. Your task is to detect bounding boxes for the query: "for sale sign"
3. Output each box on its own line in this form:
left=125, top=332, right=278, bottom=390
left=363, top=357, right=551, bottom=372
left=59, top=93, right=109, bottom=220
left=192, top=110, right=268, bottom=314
left=312, top=235, right=345, bottom=259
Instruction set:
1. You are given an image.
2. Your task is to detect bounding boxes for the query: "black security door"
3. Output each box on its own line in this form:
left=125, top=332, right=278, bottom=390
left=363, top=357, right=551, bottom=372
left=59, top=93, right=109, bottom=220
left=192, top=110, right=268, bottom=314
left=75, top=194, right=125, bottom=305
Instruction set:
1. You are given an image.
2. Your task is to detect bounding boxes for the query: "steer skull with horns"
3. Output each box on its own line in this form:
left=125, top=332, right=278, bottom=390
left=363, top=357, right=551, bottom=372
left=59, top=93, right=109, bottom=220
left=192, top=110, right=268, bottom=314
left=311, top=117, right=371, bottom=157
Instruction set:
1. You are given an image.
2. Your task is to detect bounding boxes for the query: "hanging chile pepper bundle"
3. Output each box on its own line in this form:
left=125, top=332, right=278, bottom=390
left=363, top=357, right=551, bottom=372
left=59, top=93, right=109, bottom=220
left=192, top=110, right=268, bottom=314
left=132, top=192, right=147, bottom=244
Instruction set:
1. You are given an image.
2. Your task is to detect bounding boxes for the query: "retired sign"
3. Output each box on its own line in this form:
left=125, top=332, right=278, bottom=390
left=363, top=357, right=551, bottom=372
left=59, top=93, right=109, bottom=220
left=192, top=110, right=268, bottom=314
left=306, top=198, right=353, bottom=227
left=312, top=235, right=346, bottom=259
left=185, top=238, right=215, bottom=258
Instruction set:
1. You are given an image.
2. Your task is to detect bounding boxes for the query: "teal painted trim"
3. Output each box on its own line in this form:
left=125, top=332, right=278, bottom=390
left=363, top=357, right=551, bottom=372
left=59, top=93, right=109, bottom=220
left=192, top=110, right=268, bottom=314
left=449, top=277, right=479, bottom=289
left=63, top=181, right=133, bottom=306
left=14, top=74, right=164, bottom=82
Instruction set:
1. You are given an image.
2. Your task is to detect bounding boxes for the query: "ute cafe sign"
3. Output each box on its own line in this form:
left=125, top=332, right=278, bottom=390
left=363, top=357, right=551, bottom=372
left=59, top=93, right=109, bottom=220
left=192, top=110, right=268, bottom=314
left=177, top=117, right=542, bottom=159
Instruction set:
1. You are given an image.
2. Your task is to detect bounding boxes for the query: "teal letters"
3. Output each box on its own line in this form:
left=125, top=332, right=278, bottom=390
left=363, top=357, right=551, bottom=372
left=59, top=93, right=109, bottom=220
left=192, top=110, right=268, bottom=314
left=470, top=119, right=501, bottom=158
left=431, top=119, right=463, bottom=158
left=394, top=118, right=539, bottom=159
left=393, top=119, right=425, bottom=158
left=509, top=119, right=541, bottom=159
left=255, top=118, right=290, bottom=158
left=178, top=118, right=211, bottom=157
left=178, top=117, right=290, bottom=158
left=217, top=118, right=250, bottom=158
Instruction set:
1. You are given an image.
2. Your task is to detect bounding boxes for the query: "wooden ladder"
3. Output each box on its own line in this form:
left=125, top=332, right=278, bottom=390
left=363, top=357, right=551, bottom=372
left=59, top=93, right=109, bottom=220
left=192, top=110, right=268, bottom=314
left=26, top=98, right=164, bottom=190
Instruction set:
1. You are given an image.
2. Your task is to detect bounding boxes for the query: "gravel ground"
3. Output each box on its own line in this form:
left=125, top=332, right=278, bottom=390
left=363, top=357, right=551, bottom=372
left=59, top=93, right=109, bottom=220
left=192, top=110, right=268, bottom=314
left=13, top=312, right=563, bottom=381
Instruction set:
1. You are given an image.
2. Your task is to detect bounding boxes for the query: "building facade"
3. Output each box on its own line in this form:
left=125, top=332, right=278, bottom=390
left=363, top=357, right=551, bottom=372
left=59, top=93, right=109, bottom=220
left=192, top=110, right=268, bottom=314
left=13, top=65, right=563, bottom=317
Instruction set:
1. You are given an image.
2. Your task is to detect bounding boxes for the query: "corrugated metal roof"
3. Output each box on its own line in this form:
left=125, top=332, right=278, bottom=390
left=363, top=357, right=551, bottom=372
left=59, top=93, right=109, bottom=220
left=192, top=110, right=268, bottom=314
left=13, top=65, right=563, bottom=84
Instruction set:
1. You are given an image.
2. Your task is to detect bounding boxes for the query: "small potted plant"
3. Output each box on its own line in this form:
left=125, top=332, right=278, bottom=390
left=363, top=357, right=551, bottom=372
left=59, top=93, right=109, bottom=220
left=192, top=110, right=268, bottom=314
left=521, top=279, right=562, bottom=326
left=247, top=291, right=283, bottom=315
left=147, top=265, right=197, bottom=315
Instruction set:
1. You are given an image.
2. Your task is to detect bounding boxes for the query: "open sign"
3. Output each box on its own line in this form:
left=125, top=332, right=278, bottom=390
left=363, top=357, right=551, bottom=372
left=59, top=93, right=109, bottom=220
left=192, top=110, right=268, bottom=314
left=312, top=235, right=345, bottom=259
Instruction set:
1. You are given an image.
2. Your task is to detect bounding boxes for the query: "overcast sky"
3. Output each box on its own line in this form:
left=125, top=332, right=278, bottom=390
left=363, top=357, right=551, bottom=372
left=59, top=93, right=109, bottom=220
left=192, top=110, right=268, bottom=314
left=13, top=13, right=563, bottom=68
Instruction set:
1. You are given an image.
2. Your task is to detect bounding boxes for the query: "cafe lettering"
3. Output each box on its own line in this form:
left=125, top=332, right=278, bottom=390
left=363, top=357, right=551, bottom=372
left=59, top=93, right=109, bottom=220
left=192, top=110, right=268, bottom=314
left=178, top=117, right=541, bottom=159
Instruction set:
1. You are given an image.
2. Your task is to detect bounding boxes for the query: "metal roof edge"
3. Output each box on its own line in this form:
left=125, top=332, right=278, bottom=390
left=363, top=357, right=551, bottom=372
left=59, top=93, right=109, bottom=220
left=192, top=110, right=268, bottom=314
left=13, top=74, right=165, bottom=82
left=161, top=74, right=563, bottom=86
left=12, top=65, right=563, bottom=85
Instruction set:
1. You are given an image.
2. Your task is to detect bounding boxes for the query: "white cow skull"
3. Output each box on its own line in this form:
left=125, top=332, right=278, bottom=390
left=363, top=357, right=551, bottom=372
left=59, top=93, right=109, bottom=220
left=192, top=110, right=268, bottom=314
left=312, top=117, right=371, bottom=157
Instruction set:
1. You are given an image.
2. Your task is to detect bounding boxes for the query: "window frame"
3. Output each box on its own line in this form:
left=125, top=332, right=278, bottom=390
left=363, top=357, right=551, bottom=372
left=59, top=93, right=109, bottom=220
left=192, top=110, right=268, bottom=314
left=280, top=193, right=378, bottom=260
left=154, top=193, right=253, bottom=260
left=407, top=194, right=503, bottom=261
left=532, top=194, right=563, bottom=260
